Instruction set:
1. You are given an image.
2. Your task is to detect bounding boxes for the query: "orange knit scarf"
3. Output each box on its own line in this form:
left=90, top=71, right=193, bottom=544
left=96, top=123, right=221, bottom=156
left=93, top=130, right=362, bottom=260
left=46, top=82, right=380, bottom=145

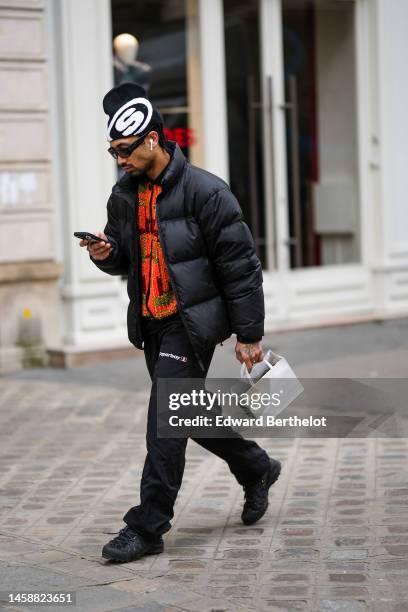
left=138, top=181, right=178, bottom=318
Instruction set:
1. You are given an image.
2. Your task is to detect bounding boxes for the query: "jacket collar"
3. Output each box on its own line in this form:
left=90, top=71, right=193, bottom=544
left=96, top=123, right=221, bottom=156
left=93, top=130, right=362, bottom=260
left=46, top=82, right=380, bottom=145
left=113, top=141, right=186, bottom=204
left=159, top=140, right=186, bottom=191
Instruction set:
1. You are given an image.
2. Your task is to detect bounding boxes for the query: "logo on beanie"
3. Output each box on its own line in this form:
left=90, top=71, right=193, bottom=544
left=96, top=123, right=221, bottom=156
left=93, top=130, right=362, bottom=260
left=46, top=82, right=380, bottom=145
left=107, top=97, right=153, bottom=141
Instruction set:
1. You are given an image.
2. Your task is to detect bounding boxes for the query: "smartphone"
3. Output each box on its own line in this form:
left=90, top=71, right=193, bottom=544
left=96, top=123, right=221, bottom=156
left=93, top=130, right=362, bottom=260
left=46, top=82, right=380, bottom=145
left=74, top=232, right=105, bottom=243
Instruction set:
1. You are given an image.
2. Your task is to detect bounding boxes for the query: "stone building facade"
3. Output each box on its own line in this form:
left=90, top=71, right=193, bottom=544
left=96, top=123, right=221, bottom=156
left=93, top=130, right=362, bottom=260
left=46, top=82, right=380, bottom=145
left=1, top=0, right=408, bottom=372
left=0, top=1, right=62, bottom=372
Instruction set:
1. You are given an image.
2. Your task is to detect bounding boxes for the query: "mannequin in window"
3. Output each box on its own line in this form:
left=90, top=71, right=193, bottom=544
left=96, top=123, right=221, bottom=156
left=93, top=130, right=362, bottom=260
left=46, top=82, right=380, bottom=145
left=113, top=33, right=152, bottom=92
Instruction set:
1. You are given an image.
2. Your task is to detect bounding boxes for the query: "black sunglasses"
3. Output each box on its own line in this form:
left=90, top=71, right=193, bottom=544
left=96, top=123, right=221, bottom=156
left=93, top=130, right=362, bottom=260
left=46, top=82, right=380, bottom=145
left=107, top=134, right=146, bottom=160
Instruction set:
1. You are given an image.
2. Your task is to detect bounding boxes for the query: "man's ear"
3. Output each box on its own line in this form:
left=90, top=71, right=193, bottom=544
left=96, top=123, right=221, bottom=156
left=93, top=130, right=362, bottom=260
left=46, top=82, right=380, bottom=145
left=148, top=131, right=159, bottom=145
left=146, top=131, right=160, bottom=151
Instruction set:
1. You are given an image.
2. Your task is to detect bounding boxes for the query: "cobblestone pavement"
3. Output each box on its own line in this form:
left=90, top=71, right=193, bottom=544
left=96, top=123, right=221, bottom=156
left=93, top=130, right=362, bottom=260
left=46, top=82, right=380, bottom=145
left=1, top=319, right=408, bottom=611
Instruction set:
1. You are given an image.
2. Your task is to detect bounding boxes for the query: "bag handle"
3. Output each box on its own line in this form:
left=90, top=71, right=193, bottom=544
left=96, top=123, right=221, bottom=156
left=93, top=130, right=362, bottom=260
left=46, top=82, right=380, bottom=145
left=240, top=349, right=284, bottom=384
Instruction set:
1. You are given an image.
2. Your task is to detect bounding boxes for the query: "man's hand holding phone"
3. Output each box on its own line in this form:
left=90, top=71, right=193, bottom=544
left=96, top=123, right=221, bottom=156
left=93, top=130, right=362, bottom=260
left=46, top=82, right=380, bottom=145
left=77, top=231, right=113, bottom=261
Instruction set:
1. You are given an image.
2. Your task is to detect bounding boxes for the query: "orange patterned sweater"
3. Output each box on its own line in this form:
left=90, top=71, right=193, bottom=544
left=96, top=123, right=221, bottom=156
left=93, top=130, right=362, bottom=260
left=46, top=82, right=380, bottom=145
left=137, top=181, right=178, bottom=318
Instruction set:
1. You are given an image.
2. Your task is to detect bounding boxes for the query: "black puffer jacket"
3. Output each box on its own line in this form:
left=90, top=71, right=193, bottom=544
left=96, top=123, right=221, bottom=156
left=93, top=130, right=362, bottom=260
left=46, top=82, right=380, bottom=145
left=91, top=141, right=264, bottom=367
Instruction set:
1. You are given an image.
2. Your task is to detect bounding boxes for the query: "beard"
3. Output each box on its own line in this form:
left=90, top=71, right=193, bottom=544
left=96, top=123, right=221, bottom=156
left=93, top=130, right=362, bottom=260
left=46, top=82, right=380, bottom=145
left=120, top=167, right=143, bottom=178
left=120, top=157, right=152, bottom=179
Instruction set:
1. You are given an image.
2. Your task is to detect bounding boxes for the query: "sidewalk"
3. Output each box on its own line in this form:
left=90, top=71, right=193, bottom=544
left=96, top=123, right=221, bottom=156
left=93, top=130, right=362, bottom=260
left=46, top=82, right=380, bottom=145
left=1, top=318, right=408, bottom=611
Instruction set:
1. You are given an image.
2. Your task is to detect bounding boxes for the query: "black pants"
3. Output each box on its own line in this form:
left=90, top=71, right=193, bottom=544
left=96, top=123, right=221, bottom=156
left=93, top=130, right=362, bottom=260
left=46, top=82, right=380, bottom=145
left=123, top=313, right=270, bottom=538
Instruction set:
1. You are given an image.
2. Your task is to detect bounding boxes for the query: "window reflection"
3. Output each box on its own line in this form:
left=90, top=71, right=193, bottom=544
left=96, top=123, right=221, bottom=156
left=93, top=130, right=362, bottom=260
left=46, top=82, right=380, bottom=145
left=111, top=0, right=193, bottom=159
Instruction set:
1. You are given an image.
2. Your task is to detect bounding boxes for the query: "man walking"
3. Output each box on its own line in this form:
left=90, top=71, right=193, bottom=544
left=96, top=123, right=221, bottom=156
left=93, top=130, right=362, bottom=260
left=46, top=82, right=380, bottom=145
left=79, top=83, right=281, bottom=563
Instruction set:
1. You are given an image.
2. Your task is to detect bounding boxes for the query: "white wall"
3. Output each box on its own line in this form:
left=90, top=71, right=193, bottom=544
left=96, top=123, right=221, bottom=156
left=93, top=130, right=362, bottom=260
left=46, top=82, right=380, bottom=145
left=0, top=0, right=62, bottom=372
left=373, top=0, right=408, bottom=313
left=377, top=0, right=408, bottom=261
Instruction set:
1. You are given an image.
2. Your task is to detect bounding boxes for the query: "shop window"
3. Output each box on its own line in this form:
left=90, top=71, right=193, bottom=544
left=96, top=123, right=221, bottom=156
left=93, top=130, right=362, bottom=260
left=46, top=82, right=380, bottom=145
left=111, top=0, right=195, bottom=159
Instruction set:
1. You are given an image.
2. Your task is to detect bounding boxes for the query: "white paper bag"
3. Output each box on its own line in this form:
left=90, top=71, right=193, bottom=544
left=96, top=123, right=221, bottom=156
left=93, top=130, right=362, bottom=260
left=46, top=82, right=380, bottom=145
left=239, top=349, right=304, bottom=418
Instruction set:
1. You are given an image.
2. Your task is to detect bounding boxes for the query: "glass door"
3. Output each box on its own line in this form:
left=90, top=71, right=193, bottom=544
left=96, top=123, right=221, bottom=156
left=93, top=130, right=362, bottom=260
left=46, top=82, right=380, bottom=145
left=224, top=0, right=359, bottom=271
left=281, top=0, right=359, bottom=269
left=223, top=0, right=267, bottom=266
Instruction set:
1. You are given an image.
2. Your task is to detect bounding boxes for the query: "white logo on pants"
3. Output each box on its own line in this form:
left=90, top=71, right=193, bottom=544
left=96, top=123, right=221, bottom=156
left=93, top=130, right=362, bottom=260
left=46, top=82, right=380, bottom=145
left=159, top=351, right=188, bottom=363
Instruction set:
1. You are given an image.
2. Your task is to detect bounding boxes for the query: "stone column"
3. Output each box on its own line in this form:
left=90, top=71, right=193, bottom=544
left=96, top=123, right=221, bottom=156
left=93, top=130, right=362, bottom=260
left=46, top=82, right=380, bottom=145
left=47, top=0, right=131, bottom=366
left=198, top=0, right=229, bottom=182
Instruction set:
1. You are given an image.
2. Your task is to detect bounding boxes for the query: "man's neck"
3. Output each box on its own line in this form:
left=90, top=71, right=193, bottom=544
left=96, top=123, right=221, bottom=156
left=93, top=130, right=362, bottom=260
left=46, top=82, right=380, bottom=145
left=146, top=148, right=171, bottom=181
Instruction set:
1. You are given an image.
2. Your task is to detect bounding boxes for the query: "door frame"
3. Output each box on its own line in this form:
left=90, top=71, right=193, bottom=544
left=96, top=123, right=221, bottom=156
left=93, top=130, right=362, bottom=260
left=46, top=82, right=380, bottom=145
left=257, top=0, right=377, bottom=326
left=259, top=0, right=290, bottom=273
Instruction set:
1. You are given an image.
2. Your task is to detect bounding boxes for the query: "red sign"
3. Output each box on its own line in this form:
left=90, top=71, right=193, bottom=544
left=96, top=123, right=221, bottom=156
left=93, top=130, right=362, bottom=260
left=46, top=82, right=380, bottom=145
left=164, top=127, right=196, bottom=148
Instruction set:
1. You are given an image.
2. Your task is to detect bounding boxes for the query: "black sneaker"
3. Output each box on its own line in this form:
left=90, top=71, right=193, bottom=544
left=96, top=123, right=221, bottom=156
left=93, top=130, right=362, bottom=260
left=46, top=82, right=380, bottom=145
left=241, top=458, right=282, bottom=525
left=102, top=526, right=164, bottom=562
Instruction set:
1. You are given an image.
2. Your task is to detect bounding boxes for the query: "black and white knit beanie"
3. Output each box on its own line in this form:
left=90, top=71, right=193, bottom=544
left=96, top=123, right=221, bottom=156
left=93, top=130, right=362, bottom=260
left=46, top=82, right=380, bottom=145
left=103, top=82, right=163, bottom=142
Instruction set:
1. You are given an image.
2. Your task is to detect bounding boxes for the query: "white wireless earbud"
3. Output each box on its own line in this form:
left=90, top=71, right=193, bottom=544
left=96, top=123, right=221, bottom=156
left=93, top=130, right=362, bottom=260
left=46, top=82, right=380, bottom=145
left=149, top=138, right=153, bottom=151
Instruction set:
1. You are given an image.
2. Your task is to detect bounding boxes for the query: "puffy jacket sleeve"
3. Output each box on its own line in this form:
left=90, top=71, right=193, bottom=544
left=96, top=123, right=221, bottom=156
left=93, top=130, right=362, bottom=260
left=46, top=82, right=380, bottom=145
left=90, top=195, right=129, bottom=276
left=196, top=187, right=264, bottom=343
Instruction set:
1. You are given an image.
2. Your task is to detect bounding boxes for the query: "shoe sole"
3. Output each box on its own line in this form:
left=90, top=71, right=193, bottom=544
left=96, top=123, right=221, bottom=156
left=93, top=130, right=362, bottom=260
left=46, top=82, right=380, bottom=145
left=242, top=459, right=282, bottom=526
left=102, top=544, right=164, bottom=563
